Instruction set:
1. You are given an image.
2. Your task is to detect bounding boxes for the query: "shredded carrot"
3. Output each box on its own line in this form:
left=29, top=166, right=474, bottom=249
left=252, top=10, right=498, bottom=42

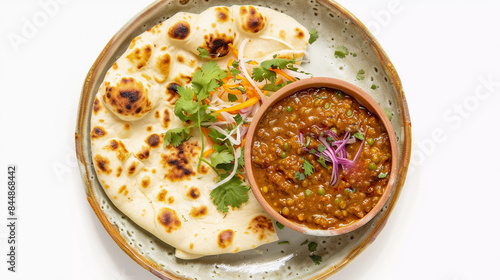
left=202, top=147, right=214, bottom=158
left=247, top=60, right=259, bottom=65
left=216, top=114, right=225, bottom=122
left=216, top=97, right=259, bottom=113
left=270, top=68, right=295, bottom=82
left=246, top=90, right=258, bottom=99
left=238, top=137, right=246, bottom=148
left=237, top=173, right=245, bottom=181
left=222, top=84, right=244, bottom=95
left=228, top=43, right=239, bottom=57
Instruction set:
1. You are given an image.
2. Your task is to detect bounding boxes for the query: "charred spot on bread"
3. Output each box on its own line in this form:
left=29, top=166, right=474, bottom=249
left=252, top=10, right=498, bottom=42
left=155, top=52, right=172, bottom=80
left=202, top=33, right=234, bottom=58
left=93, top=97, right=101, bottom=115
left=91, top=126, right=107, bottom=139
left=104, top=140, right=129, bottom=162
left=158, top=208, right=182, bottom=233
left=141, top=176, right=150, bottom=188
left=190, top=205, right=207, bottom=218
left=295, top=27, right=305, bottom=39
left=94, top=155, right=112, bottom=175
left=239, top=6, right=266, bottom=33
left=127, top=161, right=138, bottom=176
left=126, top=44, right=152, bottom=69
left=136, top=146, right=150, bottom=160
left=215, top=7, right=230, bottom=22
left=218, top=230, right=234, bottom=248
left=163, top=109, right=171, bottom=127
left=187, top=187, right=200, bottom=199
left=157, top=189, right=168, bottom=202
left=168, top=21, right=190, bottom=40
left=247, top=215, right=275, bottom=240
left=161, top=142, right=198, bottom=181
left=103, top=77, right=152, bottom=120
left=146, top=134, right=161, bottom=148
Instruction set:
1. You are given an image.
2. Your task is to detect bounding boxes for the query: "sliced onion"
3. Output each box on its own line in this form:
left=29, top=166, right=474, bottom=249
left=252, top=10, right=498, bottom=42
left=299, top=131, right=364, bottom=186
left=282, top=68, right=312, bottom=80
left=208, top=145, right=239, bottom=191
left=238, top=38, right=267, bottom=101
left=208, top=125, right=239, bottom=146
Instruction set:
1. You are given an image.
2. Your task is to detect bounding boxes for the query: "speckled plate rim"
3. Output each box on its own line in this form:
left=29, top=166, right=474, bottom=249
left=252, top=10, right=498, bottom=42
left=74, top=1, right=411, bottom=279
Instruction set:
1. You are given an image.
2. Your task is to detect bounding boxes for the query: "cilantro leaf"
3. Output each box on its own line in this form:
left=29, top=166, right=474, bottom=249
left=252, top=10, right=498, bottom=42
left=230, top=68, right=241, bottom=81
left=295, top=172, right=306, bottom=181
left=261, top=84, right=284, bottom=92
left=384, top=108, right=393, bottom=120
left=261, top=56, right=295, bottom=70
left=251, top=66, right=276, bottom=83
left=237, top=152, right=245, bottom=168
left=174, top=87, right=199, bottom=121
left=163, top=126, right=192, bottom=147
left=276, top=221, right=285, bottom=230
left=378, top=172, right=389, bottom=179
left=334, top=46, right=349, bottom=59
left=356, top=69, right=366, bottom=80
left=317, top=145, right=326, bottom=153
left=197, top=47, right=209, bottom=60
left=234, top=113, right=243, bottom=125
left=303, top=159, right=314, bottom=176
left=210, top=175, right=249, bottom=213
left=308, top=241, right=318, bottom=252
left=210, top=150, right=235, bottom=168
left=354, top=131, right=365, bottom=141
left=230, top=86, right=246, bottom=94
left=212, top=143, right=229, bottom=152
left=317, top=156, right=328, bottom=169
left=310, top=254, right=323, bottom=265
left=231, top=60, right=239, bottom=68
left=309, top=28, right=319, bottom=44
left=227, top=93, right=238, bottom=102
left=192, top=60, right=227, bottom=100
left=230, top=60, right=241, bottom=81
left=208, top=128, right=226, bottom=144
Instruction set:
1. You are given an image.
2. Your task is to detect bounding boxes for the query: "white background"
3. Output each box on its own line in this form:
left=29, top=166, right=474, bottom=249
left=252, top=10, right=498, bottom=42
left=0, top=0, right=499, bottom=279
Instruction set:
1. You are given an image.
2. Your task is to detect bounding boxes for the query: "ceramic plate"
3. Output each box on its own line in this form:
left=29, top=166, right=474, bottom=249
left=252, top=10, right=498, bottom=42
left=75, top=0, right=411, bottom=279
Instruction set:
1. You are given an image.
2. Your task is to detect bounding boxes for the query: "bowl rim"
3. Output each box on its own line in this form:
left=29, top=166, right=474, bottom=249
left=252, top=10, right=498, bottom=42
left=244, top=77, right=399, bottom=236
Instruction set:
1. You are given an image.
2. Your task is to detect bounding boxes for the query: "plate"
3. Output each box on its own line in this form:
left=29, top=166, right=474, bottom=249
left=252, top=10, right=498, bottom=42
left=75, top=0, right=411, bottom=279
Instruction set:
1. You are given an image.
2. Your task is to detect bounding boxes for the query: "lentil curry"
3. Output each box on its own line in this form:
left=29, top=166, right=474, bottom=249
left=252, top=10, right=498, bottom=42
left=251, top=87, right=392, bottom=230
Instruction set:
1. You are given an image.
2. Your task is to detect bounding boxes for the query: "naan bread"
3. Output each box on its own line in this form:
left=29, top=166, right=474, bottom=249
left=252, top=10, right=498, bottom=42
left=90, top=5, right=310, bottom=259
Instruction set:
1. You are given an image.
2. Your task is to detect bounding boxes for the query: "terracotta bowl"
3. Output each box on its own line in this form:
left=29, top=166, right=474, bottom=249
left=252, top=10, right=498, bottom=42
left=244, top=77, right=399, bottom=236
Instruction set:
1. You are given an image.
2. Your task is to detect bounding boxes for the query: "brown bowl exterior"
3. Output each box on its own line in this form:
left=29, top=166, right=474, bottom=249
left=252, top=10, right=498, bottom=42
left=244, top=77, right=399, bottom=236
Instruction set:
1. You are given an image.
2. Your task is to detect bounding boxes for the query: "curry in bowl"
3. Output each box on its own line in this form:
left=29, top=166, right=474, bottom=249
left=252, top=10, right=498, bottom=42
left=245, top=77, right=397, bottom=234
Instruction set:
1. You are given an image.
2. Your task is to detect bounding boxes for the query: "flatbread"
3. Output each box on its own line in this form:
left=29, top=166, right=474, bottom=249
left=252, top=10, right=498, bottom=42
left=90, top=5, right=310, bottom=259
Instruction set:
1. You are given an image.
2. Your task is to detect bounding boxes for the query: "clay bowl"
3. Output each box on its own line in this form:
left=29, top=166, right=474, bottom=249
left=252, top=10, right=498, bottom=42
left=244, top=77, right=399, bottom=236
